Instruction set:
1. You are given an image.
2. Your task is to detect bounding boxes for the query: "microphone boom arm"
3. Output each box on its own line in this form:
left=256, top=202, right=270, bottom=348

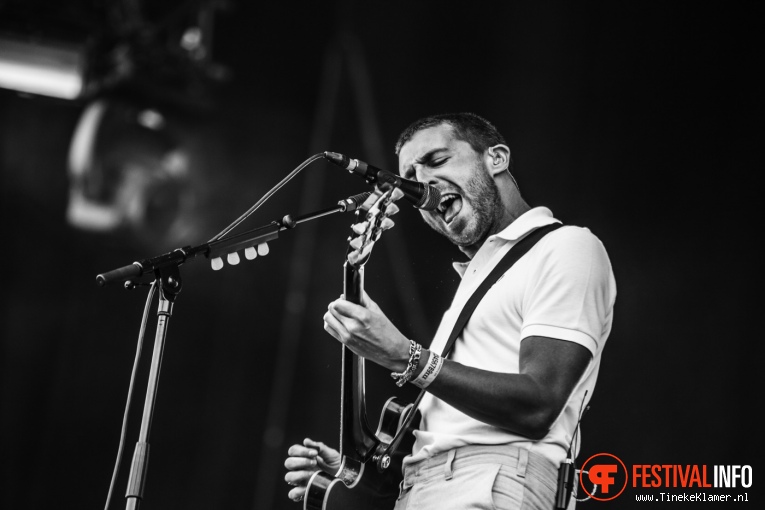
left=95, top=192, right=371, bottom=287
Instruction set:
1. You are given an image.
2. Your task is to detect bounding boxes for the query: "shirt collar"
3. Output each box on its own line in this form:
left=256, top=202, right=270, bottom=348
left=451, top=206, right=560, bottom=277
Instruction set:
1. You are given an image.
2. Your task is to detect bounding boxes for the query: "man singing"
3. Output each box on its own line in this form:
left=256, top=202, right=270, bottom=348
left=284, top=112, right=616, bottom=509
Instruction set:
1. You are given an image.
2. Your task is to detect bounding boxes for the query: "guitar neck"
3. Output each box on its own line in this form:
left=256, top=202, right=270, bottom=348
left=339, top=261, right=379, bottom=462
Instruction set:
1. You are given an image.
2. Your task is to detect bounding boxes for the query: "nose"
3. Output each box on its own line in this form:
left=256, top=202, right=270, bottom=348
left=411, top=163, right=439, bottom=186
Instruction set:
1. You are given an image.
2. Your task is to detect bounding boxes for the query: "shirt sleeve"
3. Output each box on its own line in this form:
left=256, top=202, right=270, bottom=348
left=519, top=226, right=616, bottom=355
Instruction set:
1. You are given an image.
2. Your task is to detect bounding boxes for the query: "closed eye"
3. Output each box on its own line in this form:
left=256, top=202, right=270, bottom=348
left=403, top=149, right=450, bottom=179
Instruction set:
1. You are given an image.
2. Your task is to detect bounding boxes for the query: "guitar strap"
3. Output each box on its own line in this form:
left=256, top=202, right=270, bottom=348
left=438, top=221, right=563, bottom=361
left=383, top=222, right=564, bottom=456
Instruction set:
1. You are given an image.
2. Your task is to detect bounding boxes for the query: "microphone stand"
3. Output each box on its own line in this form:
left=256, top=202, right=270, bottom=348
left=124, top=264, right=180, bottom=510
left=100, top=193, right=370, bottom=510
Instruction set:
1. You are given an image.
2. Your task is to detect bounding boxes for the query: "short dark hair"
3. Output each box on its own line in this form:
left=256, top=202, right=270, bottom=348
left=394, top=112, right=507, bottom=159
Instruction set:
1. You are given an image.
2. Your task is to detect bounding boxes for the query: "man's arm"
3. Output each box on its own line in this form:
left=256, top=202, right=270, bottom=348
left=323, top=295, right=591, bottom=439
left=418, top=337, right=590, bottom=439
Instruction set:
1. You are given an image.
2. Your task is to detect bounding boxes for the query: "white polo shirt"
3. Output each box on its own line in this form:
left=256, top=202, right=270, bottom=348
left=405, top=207, right=616, bottom=468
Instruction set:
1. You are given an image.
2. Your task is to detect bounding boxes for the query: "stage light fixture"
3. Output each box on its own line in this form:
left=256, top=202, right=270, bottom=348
left=66, top=98, right=198, bottom=250
left=0, top=36, right=90, bottom=99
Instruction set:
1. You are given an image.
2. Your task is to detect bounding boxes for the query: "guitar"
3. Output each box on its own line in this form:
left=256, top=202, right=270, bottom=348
left=303, top=189, right=421, bottom=510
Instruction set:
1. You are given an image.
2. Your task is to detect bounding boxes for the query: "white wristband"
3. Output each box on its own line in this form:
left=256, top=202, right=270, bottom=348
left=411, top=350, right=444, bottom=389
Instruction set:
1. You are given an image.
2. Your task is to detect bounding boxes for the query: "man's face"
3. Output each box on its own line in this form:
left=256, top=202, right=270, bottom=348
left=398, top=123, right=503, bottom=249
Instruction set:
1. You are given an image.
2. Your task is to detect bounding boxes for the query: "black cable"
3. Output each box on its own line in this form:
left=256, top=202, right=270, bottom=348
left=567, top=390, right=589, bottom=459
left=208, top=153, right=325, bottom=242
left=556, top=390, right=590, bottom=509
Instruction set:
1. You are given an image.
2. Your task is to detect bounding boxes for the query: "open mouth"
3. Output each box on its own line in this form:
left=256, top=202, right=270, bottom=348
left=437, top=193, right=461, bottom=223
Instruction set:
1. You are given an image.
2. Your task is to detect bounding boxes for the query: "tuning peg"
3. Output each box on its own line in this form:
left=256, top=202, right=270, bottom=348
left=227, top=252, right=241, bottom=265
left=244, top=246, right=258, bottom=260
left=257, top=242, right=269, bottom=256
left=211, top=257, right=224, bottom=271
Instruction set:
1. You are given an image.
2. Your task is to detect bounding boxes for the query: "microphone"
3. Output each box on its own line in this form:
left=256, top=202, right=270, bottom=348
left=324, top=151, right=441, bottom=211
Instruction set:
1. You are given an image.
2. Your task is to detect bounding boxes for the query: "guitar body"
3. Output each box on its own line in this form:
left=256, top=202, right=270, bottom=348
left=304, top=397, right=420, bottom=510
left=304, top=463, right=398, bottom=510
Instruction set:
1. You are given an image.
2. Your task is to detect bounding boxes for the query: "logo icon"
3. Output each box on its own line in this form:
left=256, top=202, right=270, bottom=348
left=580, top=453, right=628, bottom=501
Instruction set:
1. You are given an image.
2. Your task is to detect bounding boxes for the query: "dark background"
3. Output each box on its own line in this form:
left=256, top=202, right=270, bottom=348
left=0, top=1, right=759, bottom=508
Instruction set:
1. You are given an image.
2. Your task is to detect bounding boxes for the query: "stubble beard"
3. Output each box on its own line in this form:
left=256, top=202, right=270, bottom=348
left=425, top=163, right=504, bottom=249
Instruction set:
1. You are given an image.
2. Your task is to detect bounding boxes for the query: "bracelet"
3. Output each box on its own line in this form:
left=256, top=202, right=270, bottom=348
left=411, top=350, right=444, bottom=389
left=391, top=340, right=422, bottom=387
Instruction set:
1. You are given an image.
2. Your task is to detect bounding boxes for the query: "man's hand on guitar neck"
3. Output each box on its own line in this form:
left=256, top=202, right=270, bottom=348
left=324, top=290, right=412, bottom=373
left=284, top=438, right=341, bottom=502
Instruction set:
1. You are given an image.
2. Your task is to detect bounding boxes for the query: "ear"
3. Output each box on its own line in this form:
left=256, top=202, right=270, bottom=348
left=485, top=144, right=511, bottom=176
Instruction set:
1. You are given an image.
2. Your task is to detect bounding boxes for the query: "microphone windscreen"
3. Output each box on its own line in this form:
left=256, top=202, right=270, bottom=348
left=417, top=186, right=441, bottom=211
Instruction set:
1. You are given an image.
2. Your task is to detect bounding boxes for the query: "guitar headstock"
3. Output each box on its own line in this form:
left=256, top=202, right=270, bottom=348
left=346, top=188, right=394, bottom=268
